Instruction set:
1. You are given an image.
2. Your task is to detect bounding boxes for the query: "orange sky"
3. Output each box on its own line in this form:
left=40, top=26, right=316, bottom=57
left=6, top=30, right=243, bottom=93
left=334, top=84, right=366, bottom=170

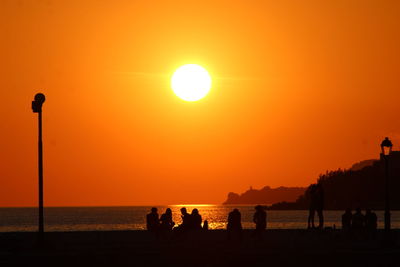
left=1, top=0, right=400, bottom=206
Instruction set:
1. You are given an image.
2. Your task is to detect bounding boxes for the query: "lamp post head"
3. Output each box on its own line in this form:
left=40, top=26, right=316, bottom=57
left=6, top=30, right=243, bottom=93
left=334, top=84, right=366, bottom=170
left=381, top=137, right=393, bottom=156
left=32, top=93, right=46, bottom=113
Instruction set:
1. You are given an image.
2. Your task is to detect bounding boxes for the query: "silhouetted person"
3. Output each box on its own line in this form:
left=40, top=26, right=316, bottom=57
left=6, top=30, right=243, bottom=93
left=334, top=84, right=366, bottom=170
left=342, top=208, right=352, bottom=231
left=315, top=183, right=324, bottom=229
left=307, top=184, right=317, bottom=229
left=365, top=209, right=377, bottom=239
left=352, top=208, right=365, bottom=230
left=173, top=207, right=191, bottom=238
left=227, top=208, right=242, bottom=241
left=191, top=208, right=202, bottom=230
left=351, top=208, right=365, bottom=239
left=179, top=207, right=191, bottom=231
left=146, top=207, right=160, bottom=234
left=203, top=220, right=209, bottom=230
left=253, top=205, right=267, bottom=240
left=160, top=208, right=175, bottom=231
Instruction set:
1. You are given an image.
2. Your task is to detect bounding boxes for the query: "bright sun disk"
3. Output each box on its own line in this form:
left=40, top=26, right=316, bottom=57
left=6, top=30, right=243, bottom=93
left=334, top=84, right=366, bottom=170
left=171, top=64, right=211, bottom=101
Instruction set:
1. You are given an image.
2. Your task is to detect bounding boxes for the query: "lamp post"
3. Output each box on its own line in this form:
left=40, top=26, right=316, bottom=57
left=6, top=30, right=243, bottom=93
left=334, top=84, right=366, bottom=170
left=380, top=137, right=392, bottom=232
left=32, top=93, right=46, bottom=237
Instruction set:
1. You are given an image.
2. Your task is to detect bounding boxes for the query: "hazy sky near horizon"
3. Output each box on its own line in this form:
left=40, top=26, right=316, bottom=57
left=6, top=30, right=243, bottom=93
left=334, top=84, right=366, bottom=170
left=1, top=0, right=400, bottom=206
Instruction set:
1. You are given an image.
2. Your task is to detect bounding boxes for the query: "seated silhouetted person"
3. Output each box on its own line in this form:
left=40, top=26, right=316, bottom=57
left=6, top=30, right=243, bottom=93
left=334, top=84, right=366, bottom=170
left=191, top=208, right=202, bottom=230
left=146, top=207, right=160, bottom=233
left=342, top=208, right=352, bottom=231
left=203, top=220, right=209, bottom=230
left=177, top=207, right=191, bottom=232
left=160, top=208, right=175, bottom=231
left=227, top=208, right=242, bottom=241
left=365, top=209, right=377, bottom=239
left=253, top=205, right=267, bottom=240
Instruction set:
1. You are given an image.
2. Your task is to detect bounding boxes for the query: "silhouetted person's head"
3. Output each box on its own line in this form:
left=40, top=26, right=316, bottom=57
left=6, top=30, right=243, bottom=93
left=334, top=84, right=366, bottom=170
left=180, top=207, right=187, bottom=215
left=166, top=208, right=172, bottom=215
left=233, top=208, right=239, bottom=213
left=255, top=205, right=264, bottom=211
left=366, top=209, right=371, bottom=214
left=356, top=207, right=361, bottom=214
left=192, top=208, right=199, bottom=215
left=151, top=207, right=157, bottom=213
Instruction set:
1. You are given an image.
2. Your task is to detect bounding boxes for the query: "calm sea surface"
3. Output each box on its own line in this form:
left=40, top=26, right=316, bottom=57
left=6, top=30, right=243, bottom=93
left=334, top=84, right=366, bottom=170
left=1, top=205, right=400, bottom=232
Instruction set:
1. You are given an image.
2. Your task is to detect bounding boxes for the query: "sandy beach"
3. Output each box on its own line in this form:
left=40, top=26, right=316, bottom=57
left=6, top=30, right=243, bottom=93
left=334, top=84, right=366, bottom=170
left=1, top=230, right=399, bottom=266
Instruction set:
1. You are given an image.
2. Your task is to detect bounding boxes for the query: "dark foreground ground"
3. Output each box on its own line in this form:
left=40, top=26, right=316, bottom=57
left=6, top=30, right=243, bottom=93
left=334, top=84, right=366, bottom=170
left=0, top=230, right=399, bottom=267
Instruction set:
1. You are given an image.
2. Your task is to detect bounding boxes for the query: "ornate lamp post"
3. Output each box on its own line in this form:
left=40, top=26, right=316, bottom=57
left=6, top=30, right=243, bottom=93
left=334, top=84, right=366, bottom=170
left=32, top=93, right=46, bottom=237
left=380, top=137, right=392, bottom=232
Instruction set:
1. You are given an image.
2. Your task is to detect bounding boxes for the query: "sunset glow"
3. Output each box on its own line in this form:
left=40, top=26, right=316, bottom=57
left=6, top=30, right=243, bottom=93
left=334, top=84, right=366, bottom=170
left=1, top=1, right=400, bottom=207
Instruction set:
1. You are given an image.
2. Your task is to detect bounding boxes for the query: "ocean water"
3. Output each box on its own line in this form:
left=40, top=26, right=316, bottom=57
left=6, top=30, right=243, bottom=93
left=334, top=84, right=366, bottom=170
left=1, top=205, right=400, bottom=232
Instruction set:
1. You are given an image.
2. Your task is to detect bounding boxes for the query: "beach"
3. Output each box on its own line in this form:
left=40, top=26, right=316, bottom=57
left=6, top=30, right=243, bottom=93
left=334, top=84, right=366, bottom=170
left=1, top=230, right=399, bottom=267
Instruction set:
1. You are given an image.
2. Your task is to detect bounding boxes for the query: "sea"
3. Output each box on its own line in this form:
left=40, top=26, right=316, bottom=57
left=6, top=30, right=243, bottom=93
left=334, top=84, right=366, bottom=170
left=1, top=205, right=400, bottom=232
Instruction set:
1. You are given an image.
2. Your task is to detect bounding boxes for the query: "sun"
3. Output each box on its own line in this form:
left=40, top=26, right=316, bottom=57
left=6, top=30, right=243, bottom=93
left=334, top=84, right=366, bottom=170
left=171, top=64, right=212, bottom=101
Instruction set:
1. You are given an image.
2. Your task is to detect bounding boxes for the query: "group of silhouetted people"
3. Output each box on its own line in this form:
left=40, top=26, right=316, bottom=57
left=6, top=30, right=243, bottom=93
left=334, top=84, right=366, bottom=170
left=146, top=201, right=380, bottom=241
left=146, top=207, right=175, bottom=237
left=227, top=205, right=267, bottom=241
left=146, top=207, right=209, bottom=238
left=175, top=207, right=206, bottom=231
left=342, top=208, right=377, bottom=239
left=147, top=205, right=268, bottom=241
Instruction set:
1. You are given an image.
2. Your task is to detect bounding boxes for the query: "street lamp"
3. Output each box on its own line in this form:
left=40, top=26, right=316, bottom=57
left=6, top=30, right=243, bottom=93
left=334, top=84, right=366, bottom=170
left=380, top=137, right=392, bottom=232
left=32, top=93, right=46, bottom=237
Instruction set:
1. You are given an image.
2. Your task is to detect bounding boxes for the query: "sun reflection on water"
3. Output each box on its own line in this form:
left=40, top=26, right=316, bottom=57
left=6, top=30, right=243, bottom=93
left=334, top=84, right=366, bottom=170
left=172, top=204, right=216, bottom=207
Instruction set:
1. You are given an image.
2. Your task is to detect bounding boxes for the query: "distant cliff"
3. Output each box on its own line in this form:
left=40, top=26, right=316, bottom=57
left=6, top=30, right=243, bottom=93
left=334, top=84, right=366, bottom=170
left=224, top=153, right=400, bottom=209
left=223, top=186, right=306, bottom=205
left=350, top=159, right=377, bottom=171
left=270, top=153, right=400, bottom=210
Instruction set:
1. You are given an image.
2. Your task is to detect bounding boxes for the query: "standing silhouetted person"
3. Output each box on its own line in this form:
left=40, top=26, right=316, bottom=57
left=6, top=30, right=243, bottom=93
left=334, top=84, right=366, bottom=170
left=307, top=184, right=317, bottom=229
left=365, top=209, right=377, bottom=239
left=315, top=183, right=324, bottom=229
left=352, top=207, right=365, bottom=239
left=160, top=208, right=175, bottom=231
left=352, top=208, right=365, bottom=230
left=227, top=208, right=242, bottom=241
left=253, top=205, right=267, bottom=240
left=191, top=208, right=202, bottom=230
left=146, top=207, right=160, bottom=234
left=342, top=208, right=352, bottom=231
